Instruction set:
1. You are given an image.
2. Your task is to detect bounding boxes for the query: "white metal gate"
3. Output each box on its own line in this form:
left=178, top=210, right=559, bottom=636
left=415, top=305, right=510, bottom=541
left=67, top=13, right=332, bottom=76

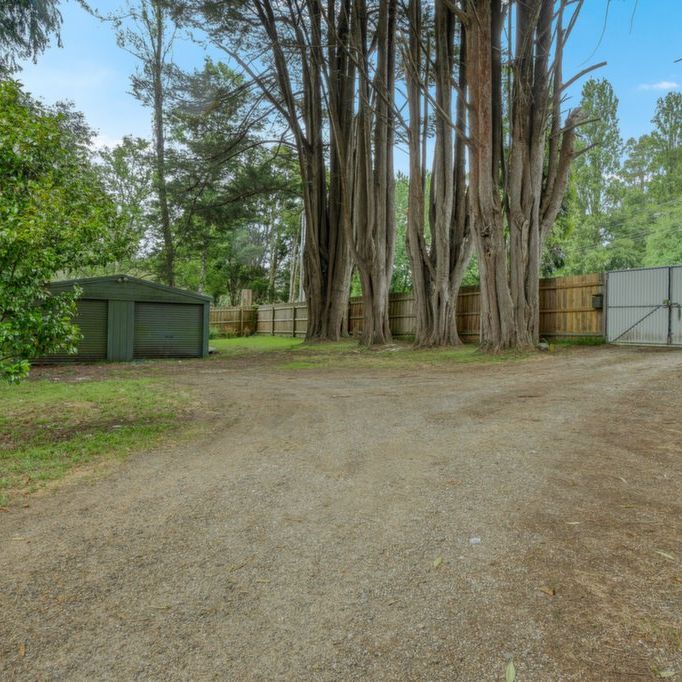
left=606, top=266, right=682, bottom=345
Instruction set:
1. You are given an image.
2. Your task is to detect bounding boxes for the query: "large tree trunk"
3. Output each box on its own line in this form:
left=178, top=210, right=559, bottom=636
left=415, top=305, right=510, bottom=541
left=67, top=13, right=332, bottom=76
left=288, top=217, right=300, bottom=303
left=352, top=0, right=396, bottom=345
left=405, top=0, right=431, bottom=344
left=403, top=0, right=473, bottom=347
left=252, top=0, right=352, bottom=341
left=467, top=0, right=583, bottom=350
left=151, top=0, right=174, bottom=287
left=324, top=0, right=397, bottom=345
left=266, top=204, right=279, bottom=302
left=467, top=0, right=517, bottom=350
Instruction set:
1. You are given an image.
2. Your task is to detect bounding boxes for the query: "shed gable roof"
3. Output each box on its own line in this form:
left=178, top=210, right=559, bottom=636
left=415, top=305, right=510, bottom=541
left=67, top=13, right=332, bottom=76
left=49, top=275, right=212, bottom=304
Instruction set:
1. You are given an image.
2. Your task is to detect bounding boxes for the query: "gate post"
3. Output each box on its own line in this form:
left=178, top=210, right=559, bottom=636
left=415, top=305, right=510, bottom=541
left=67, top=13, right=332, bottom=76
left=668, top=266, right=673, bottom=345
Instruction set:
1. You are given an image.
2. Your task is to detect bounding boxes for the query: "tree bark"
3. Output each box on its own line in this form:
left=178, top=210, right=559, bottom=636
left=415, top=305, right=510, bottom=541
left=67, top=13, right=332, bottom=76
left=267, top=203, right=279, bottom=302
left=251, top=0, right=352, bottom=340
left=151, top=0, right=174, bottom=286
left=404, top=0, right=473, bottom=347
left=467, top=0, right=517, bottom=350
left=467, top=0, right=584, bottom=350
left=323, top=0, right=397, bottom=345
left=352, top=0, right=396, bottom=345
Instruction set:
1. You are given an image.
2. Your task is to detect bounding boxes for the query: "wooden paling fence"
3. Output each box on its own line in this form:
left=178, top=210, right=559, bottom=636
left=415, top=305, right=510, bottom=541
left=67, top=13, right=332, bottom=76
left=211, top=273, right=604, bottom=340
left=209, top=306, right=258, bottom=336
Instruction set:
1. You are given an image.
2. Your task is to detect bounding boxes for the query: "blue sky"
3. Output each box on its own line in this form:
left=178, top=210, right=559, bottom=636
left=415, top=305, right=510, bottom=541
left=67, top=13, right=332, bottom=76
left=16, top=0, right=682, bottom=160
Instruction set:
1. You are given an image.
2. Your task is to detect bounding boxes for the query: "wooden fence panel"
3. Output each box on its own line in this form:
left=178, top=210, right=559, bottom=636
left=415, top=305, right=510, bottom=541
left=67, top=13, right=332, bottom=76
left=256, top=305, right=273, bottom=335
left=539, top=273, right=603, bottom=337
left=215, top=273, right=604, bottom=341
left=456, top=285, right=482, bottom=340
left=348, top=294, right=417, bottom=337
left=348, top=296, right=364, bottom=337
left=389, top=295, right=417, bottom=337
left=254, top=302, right=308, bottom=337
left=210, top=306, right=257, bottom=336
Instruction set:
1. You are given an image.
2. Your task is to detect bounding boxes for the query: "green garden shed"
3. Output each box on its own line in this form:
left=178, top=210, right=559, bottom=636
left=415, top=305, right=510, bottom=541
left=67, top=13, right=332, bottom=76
left=45, top=275, right=211, bottom=362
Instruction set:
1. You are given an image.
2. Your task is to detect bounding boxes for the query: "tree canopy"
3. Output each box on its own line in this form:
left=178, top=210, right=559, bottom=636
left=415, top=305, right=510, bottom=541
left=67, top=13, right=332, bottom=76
left=0, top=80, right=122, bottom=381
left=551, top=89, right=682, bottom=276
left=0, top=0, right=62, bottom=72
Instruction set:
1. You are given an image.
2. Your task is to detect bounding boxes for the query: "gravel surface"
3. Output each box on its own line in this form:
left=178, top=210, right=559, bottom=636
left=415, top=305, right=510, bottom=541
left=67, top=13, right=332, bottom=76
left=1, top=347, right=681, bottom=680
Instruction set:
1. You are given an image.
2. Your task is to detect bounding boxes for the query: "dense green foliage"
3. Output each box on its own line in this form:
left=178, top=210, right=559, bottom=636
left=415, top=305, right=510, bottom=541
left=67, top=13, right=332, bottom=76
left=548, top=83, right=682, bottom=275
left=0, top=80, right=122, bottom=381
left=0, top=0, right=62, bottom=72
left=98, top=58, right=303, bottom=303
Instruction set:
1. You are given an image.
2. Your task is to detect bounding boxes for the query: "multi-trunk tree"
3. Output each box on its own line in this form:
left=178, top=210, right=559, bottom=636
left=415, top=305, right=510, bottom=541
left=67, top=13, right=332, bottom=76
left=326, top=0, right=398, bottom=344
left=203, top=0, right=353, bottom=339
left=170, top=0, right=591, bottom=349
left=404, top=0, right=473, bottom=346
left=196, top=0, right=399, bottom=343
left=466, top=0, right=592, bottom=349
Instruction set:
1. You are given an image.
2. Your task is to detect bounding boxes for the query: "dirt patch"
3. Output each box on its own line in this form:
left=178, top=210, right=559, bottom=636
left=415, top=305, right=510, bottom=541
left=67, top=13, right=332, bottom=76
left=1, top=346, right=681, bottom=680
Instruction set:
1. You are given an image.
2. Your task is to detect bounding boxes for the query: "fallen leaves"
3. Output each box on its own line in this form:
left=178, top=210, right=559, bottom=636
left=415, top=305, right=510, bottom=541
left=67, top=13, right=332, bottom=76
left=432, top=556, right=443, bottom=569
left=505, top=660, right=516, bottom=682
left=18, top=642, right=26, bottom=658
left=538, top=586, right=557, bottom=597
left=655, top=550, right=676, bottom=562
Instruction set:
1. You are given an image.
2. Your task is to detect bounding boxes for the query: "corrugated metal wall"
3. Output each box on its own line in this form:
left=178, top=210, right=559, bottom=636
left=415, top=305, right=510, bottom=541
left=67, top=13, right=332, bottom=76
left=607, top=266, right=682, bottom=346
left=43, top=300, right=108, bottom=362
left=133, top=302, right=203, bottom=358
left=672, top=267, right=682, bottom=346
left=107, top=300, right=134, bottom=360
left=41, top=277, right=210, bottom=362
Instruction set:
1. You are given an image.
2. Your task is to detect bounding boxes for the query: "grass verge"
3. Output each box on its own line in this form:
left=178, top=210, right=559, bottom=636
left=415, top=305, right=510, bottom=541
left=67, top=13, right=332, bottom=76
left=210, top=336, right=304, bottom=356
left=0, top=377, right=185, bottom=507
left=282, top=340, right=527, bottom=369
left=211, top=335, right=528, bottom=370
left=548, top=336, right=606, bottom=347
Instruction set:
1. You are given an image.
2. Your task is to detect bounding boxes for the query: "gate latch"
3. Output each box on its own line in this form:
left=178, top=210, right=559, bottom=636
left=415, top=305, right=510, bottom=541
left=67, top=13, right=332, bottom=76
left=665, top=299, right=681, bottom=319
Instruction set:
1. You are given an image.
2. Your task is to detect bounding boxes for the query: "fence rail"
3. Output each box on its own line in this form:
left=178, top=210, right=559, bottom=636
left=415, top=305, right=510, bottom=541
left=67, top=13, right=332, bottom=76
left=211, top=273, right=604, bottom=340
left=209, top=306, right=257, bottom=337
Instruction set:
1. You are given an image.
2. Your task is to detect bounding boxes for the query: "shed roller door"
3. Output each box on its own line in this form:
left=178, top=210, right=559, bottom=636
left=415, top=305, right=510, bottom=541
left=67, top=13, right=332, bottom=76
left=134, top=302, right=202, bottom=358
left=46, top=299, right=108, bottom=362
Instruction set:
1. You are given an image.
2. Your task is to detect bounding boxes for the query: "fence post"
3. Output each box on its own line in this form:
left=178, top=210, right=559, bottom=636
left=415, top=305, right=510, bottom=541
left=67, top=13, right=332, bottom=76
left=239, top=307, right=243, bottom=336
left=271, top=305, right=276, bottom=336
left=292, top=304, right=297, bottom=338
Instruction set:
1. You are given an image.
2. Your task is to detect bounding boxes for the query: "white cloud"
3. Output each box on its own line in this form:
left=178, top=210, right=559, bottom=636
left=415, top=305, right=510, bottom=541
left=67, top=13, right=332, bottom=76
left=638, top=81, right=681, bottom=91
left=92, top=133, right=123, bottom=151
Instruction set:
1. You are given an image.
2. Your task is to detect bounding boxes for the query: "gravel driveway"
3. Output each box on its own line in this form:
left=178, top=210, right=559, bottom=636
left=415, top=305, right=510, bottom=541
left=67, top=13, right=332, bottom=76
left=1, top=347, right=681, bottom=680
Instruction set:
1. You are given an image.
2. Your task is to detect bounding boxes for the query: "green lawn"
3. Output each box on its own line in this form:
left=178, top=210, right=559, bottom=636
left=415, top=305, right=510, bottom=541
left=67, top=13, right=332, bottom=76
left=0, top=377, right=185, bottom=507
left=210, top=336, right=304, bottom=355
left=210, top=335, right=528, bottom=369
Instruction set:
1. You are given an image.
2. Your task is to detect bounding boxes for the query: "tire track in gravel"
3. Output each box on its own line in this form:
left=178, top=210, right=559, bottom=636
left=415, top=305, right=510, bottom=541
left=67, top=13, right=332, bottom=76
left=1, top=347, right=680, bottom=681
